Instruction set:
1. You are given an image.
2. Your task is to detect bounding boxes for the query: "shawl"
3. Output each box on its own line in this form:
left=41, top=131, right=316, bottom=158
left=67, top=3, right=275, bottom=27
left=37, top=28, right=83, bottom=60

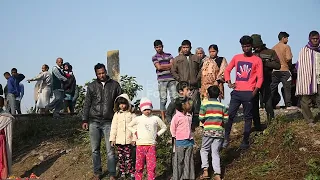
left=296, top=45, right=318, bottom=95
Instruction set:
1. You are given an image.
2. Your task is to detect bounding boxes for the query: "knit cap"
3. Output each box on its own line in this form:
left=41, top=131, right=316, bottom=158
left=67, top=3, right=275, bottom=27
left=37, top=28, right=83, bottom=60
left=139, top=97, right=153, bottom=112
left=251, top=34, right=264, bottom=48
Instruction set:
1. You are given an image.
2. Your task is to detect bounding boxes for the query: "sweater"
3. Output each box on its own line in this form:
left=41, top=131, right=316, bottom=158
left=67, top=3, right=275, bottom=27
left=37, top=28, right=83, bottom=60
left=199, top=98, right=228, bottom=138
left=128, top=114, right=167, bottom=145
left=170, top=110, right=193, bottom=141
left=224, top=54, right=263, bottom=91
left=52, top=66, right=67, bottom=91
left=109, top=111, right=137, bottom=145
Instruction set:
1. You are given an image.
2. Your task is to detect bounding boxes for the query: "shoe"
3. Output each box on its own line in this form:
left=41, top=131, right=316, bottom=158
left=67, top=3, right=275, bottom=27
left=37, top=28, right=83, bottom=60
left=109, top=176, right=116, bottom=180
left=214, top=174, right=222, bottom=180
left=286, top=106, right=298, bottom=110
left=239, top=142, right=250, bottom=150
left=308, top=122, right=316, bottom=127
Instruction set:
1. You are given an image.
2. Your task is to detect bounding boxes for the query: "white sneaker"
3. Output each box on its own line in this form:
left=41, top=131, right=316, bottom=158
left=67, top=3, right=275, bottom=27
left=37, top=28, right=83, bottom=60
left=286, top=106, right=298, bottom=110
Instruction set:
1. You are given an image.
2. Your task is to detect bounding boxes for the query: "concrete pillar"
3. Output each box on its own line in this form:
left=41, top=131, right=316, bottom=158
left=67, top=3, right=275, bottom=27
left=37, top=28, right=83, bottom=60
left=107, top=50, right=120, bottom=82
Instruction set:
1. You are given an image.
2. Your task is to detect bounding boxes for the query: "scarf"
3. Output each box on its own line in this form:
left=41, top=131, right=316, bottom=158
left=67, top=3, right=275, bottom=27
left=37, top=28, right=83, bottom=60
left=306, top=41, right=320, bottom=52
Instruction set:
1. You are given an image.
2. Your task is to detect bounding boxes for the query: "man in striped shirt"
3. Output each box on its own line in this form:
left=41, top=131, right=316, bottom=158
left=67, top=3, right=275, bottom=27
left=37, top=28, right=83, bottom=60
left=152, top=40, right=177, bottom=121
left=199, top=85, right=228, bottom=180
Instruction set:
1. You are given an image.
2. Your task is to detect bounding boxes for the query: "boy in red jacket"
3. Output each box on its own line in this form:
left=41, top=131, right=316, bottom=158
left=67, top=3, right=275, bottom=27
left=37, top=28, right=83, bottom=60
left=223, top=35, right=263, bottom=149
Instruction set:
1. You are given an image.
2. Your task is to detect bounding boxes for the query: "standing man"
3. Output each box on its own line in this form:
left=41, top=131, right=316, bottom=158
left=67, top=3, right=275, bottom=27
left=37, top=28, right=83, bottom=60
left=171, top=40, right=201, bottom=127
left=46, top=57, right=67, bottom=117
left=251, top=34, right=281, bottom=127
left=152, top=40, right=177, bottom=121
left=15, top=82, right=24, bottom=114
left=296, top=31, right=320, bottom=127
left=82, top=63, right=122, bottom=180
left=272, top=32, right=295, bottom=109
left=5, top=69, right=25, bottom=115
left=224, top=35, right=263, bottom=149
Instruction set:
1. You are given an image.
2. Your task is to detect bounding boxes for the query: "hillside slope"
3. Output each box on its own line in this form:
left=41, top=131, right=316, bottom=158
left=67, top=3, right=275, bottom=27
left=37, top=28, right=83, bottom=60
left=11, top=109, right=320, bottom=180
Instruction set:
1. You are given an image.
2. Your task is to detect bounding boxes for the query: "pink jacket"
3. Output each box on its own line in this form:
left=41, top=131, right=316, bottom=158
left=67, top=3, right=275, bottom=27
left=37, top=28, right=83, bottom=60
left=170, top=110, right=193, bottom=141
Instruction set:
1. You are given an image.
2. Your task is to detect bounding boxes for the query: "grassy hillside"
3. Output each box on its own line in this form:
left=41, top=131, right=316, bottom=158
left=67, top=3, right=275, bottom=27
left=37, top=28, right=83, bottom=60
left=11, top=109, right=320, bottom=179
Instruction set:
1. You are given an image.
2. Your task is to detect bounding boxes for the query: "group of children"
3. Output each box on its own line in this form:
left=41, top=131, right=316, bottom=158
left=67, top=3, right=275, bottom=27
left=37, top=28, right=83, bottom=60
left=110, top=81, right=226, bottom=180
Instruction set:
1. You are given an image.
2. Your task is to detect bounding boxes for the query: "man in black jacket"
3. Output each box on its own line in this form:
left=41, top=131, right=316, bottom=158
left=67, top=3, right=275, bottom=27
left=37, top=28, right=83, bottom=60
left=82, top=63, right=122, bottom=180
left=251, top=34, right=281, bottom=129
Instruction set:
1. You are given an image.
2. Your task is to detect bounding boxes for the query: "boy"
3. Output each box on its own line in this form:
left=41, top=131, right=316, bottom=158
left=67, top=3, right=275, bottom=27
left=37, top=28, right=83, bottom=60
left=166, top=81, right=191, bottom=122
left=152, top=40, right=177, bottom=121
left=224, top=35, right=263, bottom=149
left=199, top=86, right=228, bottom=180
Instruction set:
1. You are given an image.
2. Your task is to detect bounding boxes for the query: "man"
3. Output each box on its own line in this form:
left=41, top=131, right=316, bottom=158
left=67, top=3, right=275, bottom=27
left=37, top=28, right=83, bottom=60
left=152, top=40, right=177, bottom=121
left=251, top=34, right=281, bottom=127
left=5, top=69, right=25, bottom=115
left=15, top=82, right=24, bottom=114
left=46, top=57, right=67, bottom=117
left=272, top=32, right=295, bottom=109
left=171, top=40, right=201, bottom=127
left=224, top=35, right=263, bottom=149
left=296, top=30, right=320, bottom=127
left=82, top=63, right=122, bottom=180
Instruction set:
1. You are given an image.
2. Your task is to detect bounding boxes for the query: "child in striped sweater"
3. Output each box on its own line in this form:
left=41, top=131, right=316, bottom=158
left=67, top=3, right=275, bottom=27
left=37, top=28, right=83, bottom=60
left=199, top=86, right=228, bottom=180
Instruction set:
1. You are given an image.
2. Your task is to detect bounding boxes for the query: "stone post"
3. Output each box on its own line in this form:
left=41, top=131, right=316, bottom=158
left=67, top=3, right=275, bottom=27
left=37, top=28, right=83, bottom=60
left=107, top=50, right=120, bottom=82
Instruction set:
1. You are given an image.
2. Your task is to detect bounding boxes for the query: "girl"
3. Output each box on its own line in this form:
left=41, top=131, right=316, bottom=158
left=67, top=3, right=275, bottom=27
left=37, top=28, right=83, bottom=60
left=128, top=97, right=167, bottom=180
left=62, top=62, right=76, bottom=113
left=170, top=97, right=195, bottom=180
left=109, top=94, right=136, bottom=179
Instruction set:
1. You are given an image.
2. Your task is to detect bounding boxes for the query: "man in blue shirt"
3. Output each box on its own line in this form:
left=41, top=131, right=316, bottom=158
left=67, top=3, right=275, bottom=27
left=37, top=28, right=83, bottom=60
left=4, top=69, right=25, bottom=115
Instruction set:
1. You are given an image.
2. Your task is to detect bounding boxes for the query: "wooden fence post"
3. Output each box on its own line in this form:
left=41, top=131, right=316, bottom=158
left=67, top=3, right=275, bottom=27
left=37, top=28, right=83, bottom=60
left=107, top=50, right=120, bottom=82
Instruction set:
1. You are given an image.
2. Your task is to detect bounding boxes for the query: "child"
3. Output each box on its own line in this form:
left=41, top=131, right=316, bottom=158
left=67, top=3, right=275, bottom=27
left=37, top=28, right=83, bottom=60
left=170, top=97, right=195, bottom=180
left=199, top=86, right=228, bottom=180
left=109, top=94, right=136, bottom=179
left=166, top=81, right=191, bottom=122
left=128, top=97, right=167, bottom=180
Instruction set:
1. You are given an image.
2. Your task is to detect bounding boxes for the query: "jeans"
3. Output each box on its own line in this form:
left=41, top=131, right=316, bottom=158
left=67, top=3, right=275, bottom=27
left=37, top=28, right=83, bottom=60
left=15, top=100, right=21, bottom=114
left=270, top=71, right=292, bottom=107
left=158, top=80, right=177, bottom=111
left=89, top=121, right=116, bottom=176
left=7, top=93, right=16, bottom=115
left=46, top=90, right=64, bottom=115
left=225, top=91, right=253, bottom=144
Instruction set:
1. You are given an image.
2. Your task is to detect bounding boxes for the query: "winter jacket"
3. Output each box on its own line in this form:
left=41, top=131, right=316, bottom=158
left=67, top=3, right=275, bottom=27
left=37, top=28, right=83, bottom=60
left=171, top=54, right=201, bottom=88
left=82, top=77, right=122, bottom=123
left=7, top=74, right=25, bottom=97
left=254, top=47, right=281, bottom=82
left=109, top=94, right=137, bottom=145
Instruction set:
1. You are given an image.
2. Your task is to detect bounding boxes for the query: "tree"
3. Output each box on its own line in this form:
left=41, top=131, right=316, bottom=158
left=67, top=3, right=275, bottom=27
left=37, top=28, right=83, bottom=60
left=74, top=75, right=143, bottom=113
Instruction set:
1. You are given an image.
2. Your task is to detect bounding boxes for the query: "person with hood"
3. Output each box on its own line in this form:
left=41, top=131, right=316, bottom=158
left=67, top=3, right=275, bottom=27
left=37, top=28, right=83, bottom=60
left=109, top=94, right=136, bottom=179
left=27, top=64, right=52, bottom=114
left=82, top=63, right=122, bottom=180
left=295, top=30, right=320, bottom=127
left=251, top=34, right=281, bottom=128
left=63, top=62, right=76, bottom=113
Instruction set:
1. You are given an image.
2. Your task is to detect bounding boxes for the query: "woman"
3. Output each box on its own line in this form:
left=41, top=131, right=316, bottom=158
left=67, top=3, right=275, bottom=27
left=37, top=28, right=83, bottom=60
left=27, top=64, right=52, bottom=114
left=200, top=44, right=228, bottom=101
left=63, top=62, right=76, bottom=113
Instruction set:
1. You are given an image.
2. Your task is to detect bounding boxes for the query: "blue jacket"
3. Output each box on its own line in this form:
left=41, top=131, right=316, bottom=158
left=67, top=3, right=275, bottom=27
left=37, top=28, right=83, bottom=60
left=7, top=74, right=25, bottom=97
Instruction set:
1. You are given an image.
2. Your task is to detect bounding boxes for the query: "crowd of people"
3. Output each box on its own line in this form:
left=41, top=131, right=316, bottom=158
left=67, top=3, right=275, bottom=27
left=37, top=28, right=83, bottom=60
left=79, top=30, right=319, bottom=180
left=0, top=30, right=319, bottom=180
left=0, top=58, right=79, bottom=116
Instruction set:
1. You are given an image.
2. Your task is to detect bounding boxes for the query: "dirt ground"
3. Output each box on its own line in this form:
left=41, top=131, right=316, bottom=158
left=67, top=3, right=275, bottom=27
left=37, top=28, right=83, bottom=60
left=10, top=109, right=320, bottom=180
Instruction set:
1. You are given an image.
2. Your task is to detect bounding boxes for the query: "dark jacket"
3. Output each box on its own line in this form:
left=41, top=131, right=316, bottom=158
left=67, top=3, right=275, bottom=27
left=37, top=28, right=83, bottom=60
left=64, top=74, right=77, bottom=96
left=0, top=84, right=3, bottom=96
left=171, top=54, right=201, bottom=88
left=52, top=66, right=67, bottom=90
left=254, top=47, right=281, bottom=82
left=82, top=77, right=122, bottom=123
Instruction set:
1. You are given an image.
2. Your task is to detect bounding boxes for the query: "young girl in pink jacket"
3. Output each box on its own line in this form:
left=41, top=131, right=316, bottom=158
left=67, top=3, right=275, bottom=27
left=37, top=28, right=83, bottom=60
left=170, top=97, right=195, bottom=180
